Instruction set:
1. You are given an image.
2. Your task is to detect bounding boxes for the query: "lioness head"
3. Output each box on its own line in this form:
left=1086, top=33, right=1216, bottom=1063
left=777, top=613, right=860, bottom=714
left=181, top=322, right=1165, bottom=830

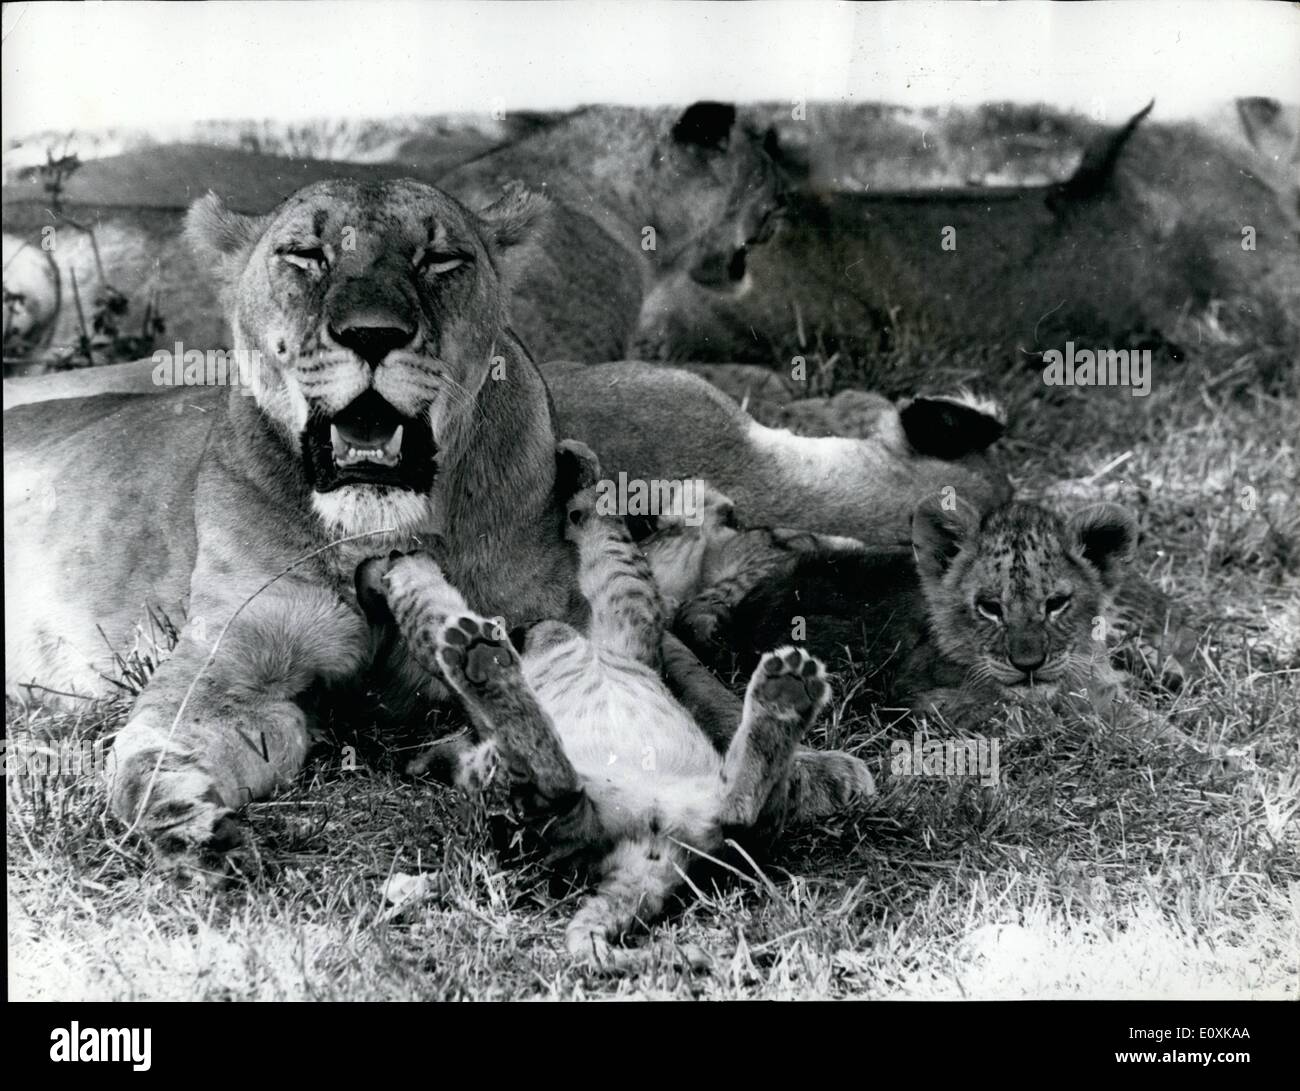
left=912, top=496, right=1137, bottom=693
left=641, top=102, right=785, bottom=292
left=186, top=178, right=547, bottom=536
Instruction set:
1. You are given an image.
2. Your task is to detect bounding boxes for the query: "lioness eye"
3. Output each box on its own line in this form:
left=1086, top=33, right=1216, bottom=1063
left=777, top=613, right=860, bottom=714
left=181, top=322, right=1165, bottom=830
left=976, top=598, right=1003, bottom=621
left=1046, top=594, right=1072, bottom=616
left=417, top=250, right=469, bottom=275
left=281, top=246, right=327, bottom=271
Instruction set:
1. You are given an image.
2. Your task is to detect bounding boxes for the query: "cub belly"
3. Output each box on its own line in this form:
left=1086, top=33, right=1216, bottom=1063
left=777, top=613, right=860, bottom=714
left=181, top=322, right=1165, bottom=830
left=525, top=652, right=724, bottom=828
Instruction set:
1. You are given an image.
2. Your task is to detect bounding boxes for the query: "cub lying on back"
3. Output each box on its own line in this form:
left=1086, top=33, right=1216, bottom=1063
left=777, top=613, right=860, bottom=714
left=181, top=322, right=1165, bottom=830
left=358, top=448, right=862, bottom=971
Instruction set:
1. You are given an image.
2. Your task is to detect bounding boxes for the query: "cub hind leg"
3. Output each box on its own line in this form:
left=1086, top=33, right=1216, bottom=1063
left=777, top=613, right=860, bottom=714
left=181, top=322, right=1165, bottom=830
left=720, top=647, right=830, bottom=828
left=660, top=633, right=875, bottom=831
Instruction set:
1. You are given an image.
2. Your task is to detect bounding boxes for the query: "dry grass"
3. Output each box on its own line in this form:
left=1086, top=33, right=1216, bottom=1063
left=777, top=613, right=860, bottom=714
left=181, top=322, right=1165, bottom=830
left=7, top=299, right=1299, bottom=1001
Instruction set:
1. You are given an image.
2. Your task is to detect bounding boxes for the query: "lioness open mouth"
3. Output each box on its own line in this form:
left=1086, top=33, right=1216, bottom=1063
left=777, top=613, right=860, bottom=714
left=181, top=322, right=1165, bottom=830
left=303, top=389, right=436, bottom=493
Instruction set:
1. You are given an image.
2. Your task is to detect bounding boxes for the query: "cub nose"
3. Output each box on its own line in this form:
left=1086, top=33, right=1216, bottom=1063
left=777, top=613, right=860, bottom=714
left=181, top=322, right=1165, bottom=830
left=1008, top=631, right=1047, bottom=674
left=1009, top=647, right=1047, bottom=673
left=328, top=319, right=416, bottom=368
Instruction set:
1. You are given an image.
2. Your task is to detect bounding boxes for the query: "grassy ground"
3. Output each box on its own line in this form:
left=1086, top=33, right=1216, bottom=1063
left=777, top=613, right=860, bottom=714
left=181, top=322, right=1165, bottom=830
left=7, top=300, right=1298, bottom=1001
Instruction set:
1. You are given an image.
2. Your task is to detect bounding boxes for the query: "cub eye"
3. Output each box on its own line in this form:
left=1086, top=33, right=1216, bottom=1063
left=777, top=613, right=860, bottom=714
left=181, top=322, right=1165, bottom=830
left=280, top=246, right=328, bottom=272
left=975, top=598, right=1003, bottom=622
left=1046, top=593, right=1073, bottom=616
left=416, top=249, right=470, bottom=275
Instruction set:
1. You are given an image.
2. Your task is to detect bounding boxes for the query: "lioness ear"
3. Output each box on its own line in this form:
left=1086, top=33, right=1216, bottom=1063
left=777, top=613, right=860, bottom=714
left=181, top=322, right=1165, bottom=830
left=185, top=191, right=266, bottom=264
left=480, top=181, right=550, bottom=250
left=1068, top=503, right=1137, bottom=590
left=911, top=492, right=981, bottom=584
left=673, top=101, right=737, bottom=151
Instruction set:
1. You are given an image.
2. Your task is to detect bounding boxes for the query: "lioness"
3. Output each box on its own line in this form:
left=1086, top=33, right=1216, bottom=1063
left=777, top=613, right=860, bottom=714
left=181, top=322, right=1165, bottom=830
left=631, top=101, right=1300, bottom=364
left=438, top=102, right=785, bottom=361
left=5, top=178, right=582, bottom=855
left=4, top=178, right=868, bottom=861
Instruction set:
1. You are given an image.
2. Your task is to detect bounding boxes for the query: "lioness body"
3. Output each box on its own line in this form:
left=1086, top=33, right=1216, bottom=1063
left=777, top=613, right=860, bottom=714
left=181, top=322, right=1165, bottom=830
left=5, top=179, right=591, bottom=856
left=544, top=361, right=1009, bottom=546
left=633, top=103, right=1300, bottom=363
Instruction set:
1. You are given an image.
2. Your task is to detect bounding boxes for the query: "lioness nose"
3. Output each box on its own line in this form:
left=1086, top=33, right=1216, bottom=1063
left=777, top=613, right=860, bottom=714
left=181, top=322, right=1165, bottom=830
left=329, top=320, right=416, bottom=368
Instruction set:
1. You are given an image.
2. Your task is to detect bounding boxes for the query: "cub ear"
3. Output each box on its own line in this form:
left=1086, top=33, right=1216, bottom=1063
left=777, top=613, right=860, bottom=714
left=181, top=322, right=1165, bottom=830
left=555, top=438, right=601, bottom=503
left=479, top=181, right=550, bottom=250
left=185, top=191, right=266, bottom=266
left=1068, top=502, right=1137, bottom=589
left=911, top=492, right=982, bottom=584
left=672, top=101, right=737, bottom=151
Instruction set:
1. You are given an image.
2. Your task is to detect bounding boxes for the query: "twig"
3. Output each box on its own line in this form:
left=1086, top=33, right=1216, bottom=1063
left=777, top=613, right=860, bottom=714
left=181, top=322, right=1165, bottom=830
left=1083, top=450, right=1133, bottom=485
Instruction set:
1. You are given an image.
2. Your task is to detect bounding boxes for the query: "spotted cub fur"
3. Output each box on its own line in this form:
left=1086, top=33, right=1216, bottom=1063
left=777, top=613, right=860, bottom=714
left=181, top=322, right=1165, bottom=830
left=361, top=458, right=864, bottom=970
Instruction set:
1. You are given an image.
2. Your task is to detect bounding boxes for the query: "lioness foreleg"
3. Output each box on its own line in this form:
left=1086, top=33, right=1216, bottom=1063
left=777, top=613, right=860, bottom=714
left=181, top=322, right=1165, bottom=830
left=107, top=580, right=369, bottom=861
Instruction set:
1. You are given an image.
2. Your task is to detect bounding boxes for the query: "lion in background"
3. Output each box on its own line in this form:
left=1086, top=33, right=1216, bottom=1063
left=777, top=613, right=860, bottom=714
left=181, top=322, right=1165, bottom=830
left=2, top=102, right=784, bottom=365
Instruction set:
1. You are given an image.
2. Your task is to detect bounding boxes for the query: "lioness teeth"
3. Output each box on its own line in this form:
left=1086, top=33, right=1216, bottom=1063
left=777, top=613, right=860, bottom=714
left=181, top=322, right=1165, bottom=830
left=330, top=423, right=404, bottom=467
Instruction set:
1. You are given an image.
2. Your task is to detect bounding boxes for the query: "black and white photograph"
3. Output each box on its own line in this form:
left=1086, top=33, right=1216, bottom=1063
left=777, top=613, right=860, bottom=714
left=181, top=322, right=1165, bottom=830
left=3, top=0, right=1298, bottom=1022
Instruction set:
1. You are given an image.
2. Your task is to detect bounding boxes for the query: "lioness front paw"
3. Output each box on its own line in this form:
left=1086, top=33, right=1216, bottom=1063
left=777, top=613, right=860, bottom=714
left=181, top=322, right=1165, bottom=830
left=107, top=747, right=246, bottom=874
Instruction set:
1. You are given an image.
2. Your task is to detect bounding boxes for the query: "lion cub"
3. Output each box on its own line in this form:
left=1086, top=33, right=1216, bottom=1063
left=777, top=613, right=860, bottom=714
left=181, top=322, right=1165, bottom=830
left=361, top=460, right=834, bottom=970
left=662, top=491, right=1236, bottom=762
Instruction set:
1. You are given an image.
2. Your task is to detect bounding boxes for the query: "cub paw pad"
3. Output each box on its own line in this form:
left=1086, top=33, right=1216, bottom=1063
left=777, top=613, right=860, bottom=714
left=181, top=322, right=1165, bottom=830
left=439, top=615, right=514, bottom=684
left=756, top=647, right=828, bottom=712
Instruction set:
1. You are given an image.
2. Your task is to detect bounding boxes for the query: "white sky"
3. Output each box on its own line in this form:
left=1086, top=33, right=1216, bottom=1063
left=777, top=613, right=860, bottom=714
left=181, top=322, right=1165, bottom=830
left=2, top=0, right=1298, bottom=138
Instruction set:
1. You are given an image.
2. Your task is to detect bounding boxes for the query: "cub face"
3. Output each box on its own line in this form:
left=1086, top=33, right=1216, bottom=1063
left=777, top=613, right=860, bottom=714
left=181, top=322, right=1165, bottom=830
left=635, top=480, right=740, bottom=611
left=185, top=178, right=547, bottom=536
left=912, top=496, right=1137, bottom=694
